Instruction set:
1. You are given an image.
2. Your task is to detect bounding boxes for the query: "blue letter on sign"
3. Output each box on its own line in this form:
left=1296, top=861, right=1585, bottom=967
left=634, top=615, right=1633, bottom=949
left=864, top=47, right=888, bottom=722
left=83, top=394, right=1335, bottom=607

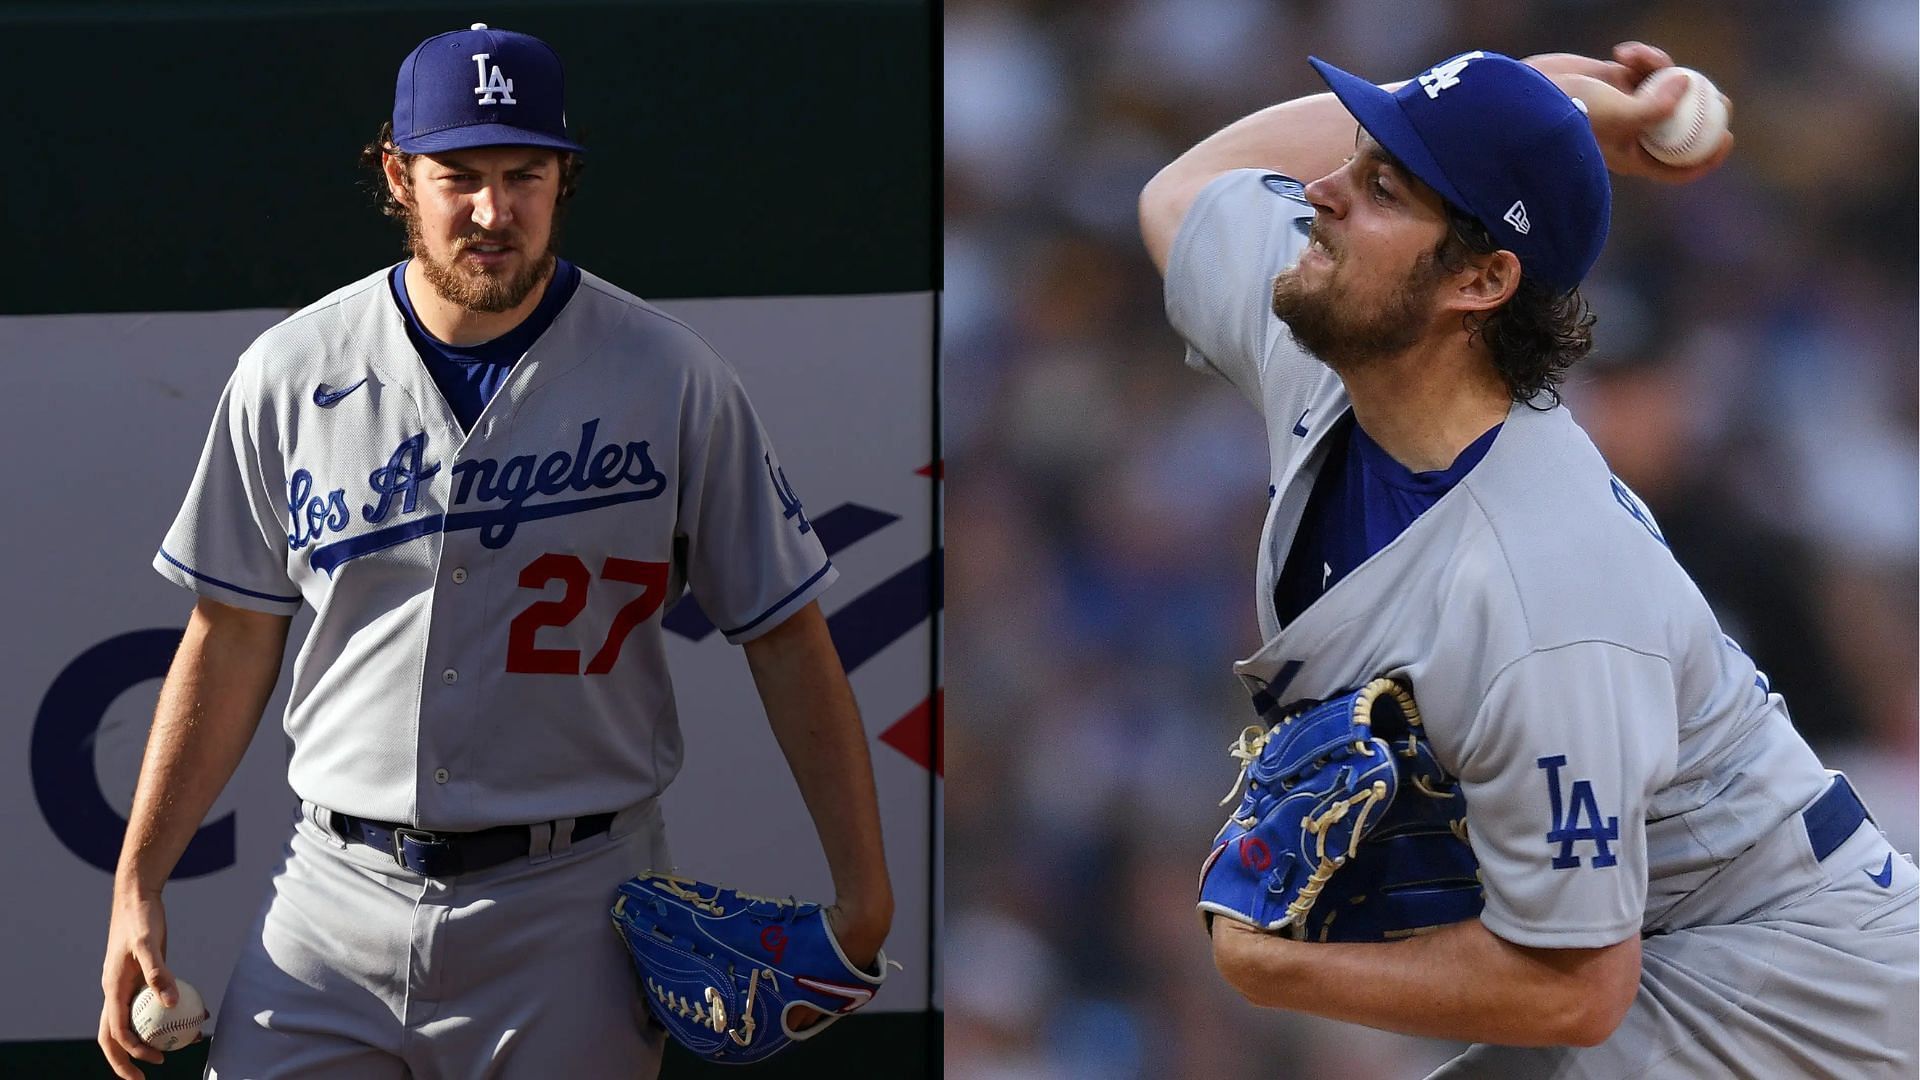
left=31, top=630, right=236, bottom=878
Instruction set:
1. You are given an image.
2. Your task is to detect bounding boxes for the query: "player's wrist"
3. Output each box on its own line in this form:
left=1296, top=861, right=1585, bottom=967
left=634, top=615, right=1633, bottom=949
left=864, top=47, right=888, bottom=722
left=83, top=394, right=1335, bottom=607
left=829, top=867, right=894, bottom=923
left=1210, top=919, right=1302, bottom=1008
left=1522, top=52, right=1612, bottom=81
left=1522, top=44, right=1660, bottom=93
left=1546, top=75, right=1646, bottom=163
left=112, top=874, right=165, bottom=906
left=827, top=897, right=892, bottom=970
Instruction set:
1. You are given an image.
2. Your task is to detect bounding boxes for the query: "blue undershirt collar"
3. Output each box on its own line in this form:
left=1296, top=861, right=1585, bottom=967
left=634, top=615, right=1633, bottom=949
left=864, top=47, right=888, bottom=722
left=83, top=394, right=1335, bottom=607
left=388, top=257, right=581, bottom=432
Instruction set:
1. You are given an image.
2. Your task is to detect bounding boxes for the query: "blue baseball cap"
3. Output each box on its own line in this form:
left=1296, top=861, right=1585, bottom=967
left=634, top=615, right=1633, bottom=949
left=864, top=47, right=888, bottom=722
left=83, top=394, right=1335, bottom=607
left=393, top=23, right=583, bottom=155
left=1308, top=51, right=1609, bottom=292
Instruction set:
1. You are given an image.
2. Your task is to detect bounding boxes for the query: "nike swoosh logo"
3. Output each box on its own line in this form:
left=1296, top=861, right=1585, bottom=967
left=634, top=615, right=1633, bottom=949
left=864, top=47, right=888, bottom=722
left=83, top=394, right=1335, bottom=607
left=313, top=378, right=368, bottom=408
left=1867, top=854, right=1894, bottom=888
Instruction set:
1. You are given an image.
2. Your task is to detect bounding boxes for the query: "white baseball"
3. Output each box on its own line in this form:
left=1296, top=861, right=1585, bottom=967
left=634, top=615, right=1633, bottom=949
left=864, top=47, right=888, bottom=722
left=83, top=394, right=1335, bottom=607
left=131, top=978, right=209, bottom=1051
left=1636, top=66, right=1728, bottom=167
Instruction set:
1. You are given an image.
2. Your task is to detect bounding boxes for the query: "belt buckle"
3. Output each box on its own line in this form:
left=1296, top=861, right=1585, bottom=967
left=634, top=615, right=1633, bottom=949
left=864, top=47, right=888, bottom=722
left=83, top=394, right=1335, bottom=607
left=390, top=826, right=443, bottom=871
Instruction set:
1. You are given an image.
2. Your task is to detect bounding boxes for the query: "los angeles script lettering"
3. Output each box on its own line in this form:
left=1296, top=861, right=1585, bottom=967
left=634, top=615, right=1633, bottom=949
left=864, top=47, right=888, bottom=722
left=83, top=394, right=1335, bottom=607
left=287, top=419, right=667, bottom=551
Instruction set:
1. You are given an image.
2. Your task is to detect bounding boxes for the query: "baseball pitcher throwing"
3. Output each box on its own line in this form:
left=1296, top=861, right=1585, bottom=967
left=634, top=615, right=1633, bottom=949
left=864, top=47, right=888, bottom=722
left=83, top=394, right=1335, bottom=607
left=1141, top=42, right=1917, bottom=1076
left=97, top=23, right=892, bottom=1079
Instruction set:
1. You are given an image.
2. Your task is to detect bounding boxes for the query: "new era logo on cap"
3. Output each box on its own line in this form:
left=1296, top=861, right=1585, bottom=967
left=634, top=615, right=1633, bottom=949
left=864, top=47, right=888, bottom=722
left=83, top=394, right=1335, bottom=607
left=393, top=22, right=583, bottom=155
left=1503, top=200, right=1531, bottom=235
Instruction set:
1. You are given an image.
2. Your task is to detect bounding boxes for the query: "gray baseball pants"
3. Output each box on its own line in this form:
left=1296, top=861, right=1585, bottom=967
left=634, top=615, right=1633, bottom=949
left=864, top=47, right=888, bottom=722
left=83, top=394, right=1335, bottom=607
left=1428, top=803, right=1918, bottom=1078
left=204, top=800, right=671, bottom=1079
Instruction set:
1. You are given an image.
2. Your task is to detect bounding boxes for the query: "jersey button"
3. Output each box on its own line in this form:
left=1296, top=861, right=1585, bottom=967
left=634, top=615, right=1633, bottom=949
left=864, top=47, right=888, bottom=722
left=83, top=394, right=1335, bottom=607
left=451, top=567, right=468, bottom=584
left=442, top=668, right=458, bottom=684
left=433, top=768, right=450, bottom=784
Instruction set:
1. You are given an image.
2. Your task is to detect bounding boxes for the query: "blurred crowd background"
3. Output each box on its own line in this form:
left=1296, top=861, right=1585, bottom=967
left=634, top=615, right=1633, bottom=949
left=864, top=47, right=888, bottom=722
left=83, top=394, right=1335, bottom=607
left=943, top=0, right=1919, bottom=1076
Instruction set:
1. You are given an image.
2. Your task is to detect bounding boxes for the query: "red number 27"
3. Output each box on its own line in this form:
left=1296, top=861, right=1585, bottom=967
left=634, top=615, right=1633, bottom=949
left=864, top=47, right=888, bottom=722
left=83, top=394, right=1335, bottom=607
left=506, top=553, right=670, bottom=675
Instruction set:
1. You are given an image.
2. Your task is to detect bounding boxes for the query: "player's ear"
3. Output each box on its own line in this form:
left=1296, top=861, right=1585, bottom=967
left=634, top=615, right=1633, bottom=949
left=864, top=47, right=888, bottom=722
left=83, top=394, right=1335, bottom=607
left=381, top=151, right=413, bottom=207
left=1452, top=248, right=1521, bottom=313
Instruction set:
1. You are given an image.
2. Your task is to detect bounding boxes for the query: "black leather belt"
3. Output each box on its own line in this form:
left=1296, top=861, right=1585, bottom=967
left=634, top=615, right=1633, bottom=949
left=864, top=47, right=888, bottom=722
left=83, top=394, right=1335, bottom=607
left=329, top=811, right=617, bottom=877
left=1803, top=774, right=1872, bottom=863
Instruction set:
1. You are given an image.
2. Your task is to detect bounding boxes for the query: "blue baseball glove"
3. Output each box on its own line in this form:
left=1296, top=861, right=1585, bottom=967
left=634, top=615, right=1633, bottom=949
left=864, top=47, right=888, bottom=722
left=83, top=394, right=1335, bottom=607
left=611, top=874, right=893, bottom=1064
left=1198, top=677, right=1483, bottom=941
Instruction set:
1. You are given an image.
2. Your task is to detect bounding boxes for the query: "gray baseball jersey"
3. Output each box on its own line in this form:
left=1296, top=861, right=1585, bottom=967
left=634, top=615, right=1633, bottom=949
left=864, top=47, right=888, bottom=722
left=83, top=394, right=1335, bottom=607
left=156, top=264, right=835, bottom=831
left=1167, top=169, right=1916, bottom=1073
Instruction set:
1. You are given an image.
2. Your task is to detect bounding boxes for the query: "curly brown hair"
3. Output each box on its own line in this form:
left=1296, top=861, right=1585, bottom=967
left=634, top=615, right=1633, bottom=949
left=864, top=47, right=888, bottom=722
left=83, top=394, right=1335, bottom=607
left=1433, top=205, right=1597, bottom=408
left=357, top=120, right=586, bottom=222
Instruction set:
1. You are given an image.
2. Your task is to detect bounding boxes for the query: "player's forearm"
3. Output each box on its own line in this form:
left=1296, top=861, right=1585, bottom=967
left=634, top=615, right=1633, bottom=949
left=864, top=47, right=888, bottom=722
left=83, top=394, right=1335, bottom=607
left=1140, top=56, right=1607, bottom=273
left=742, top=604, right=894, bottom=926
left=1140, top=90, right=1372, bottom=273
left=1144, top=51, right=1608, bottom=207
left=1210, top=918, right=1639, bottom=1047
left=115, top=598, right=289, bottom=899
left=1157, top=93, right=1364, bottom=196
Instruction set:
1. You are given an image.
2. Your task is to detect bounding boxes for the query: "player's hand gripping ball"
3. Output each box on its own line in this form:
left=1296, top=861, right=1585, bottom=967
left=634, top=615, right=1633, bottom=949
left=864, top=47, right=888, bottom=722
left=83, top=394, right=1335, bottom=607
left=1198, top=678, right=1483, bottom=941
left=130, top=977, right=209, bottom=1052
left=611, top=874, right=894, bottom=1064
left=1636, top=66, right=1728, bottom=167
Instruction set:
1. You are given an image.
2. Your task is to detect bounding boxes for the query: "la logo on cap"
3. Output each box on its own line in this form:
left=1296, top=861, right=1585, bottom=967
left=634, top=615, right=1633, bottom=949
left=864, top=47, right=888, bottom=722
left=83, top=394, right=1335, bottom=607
left=1418, top=51, right=1484, bottom=99
left=468, top=24, right=516, bottom=106
left=473, top=53, right=517, bottom=104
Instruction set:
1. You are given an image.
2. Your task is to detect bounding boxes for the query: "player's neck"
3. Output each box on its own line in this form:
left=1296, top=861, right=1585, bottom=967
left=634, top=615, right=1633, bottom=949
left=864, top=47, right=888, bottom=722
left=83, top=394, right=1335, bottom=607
left=1339, top=343, right=1511, bottom=473
left=404, top=258, right=552, bottom=347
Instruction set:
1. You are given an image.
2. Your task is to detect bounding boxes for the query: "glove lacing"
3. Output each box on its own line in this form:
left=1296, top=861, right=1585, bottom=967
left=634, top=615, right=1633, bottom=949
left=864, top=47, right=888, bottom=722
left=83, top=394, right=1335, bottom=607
left=1219, top=725, right=1271, bottom=807
left=1284, top=779, right=1390, bottom=927
left=1216, top=723, right=1381, bottom=809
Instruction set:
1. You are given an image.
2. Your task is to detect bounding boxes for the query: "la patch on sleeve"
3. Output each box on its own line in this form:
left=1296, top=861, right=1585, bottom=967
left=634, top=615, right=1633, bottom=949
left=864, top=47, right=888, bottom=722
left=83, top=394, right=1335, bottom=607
left=1538, top=754, right=1620, bottom=869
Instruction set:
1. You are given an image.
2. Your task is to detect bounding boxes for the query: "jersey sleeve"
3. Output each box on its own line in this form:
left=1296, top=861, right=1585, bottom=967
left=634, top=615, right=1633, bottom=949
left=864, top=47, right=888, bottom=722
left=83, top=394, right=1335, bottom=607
left=677, top=367, right=837, bottom=644
left=153, top=364, right=304, bottom=615
left=1454, top=642, right=1679, bottom=948
left=1164, top=168, right=1314, bottom=410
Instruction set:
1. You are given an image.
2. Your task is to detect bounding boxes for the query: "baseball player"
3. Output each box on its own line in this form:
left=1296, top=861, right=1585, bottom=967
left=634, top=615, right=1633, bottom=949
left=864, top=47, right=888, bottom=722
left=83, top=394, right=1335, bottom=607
left=97, top=23, right=893, bottom=1079
left=1142, top=42, right=1918, bottom=1076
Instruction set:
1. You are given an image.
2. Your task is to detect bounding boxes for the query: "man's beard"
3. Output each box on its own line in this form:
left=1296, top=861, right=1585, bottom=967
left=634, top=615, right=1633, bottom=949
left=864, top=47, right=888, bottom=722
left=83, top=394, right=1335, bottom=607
left=1271, top=243, right=1441, bottom=373
left=406, top=212, right=557, bottom=314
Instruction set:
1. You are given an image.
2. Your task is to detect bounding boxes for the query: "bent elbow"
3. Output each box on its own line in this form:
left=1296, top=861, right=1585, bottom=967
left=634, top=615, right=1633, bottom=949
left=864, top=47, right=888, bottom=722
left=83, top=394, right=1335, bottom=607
left=1138, top=163, right=1177, bottom=229
left=1140, top=163, right=1209, bottom=275
left=1584, top=983, right=1638, bottom=1046
left=1209, top=922, right=1271, bottom=1007
left=1559, top=947, right=1640, bottom=1047
left=1561, top=1001, right=1625, bottom=1048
